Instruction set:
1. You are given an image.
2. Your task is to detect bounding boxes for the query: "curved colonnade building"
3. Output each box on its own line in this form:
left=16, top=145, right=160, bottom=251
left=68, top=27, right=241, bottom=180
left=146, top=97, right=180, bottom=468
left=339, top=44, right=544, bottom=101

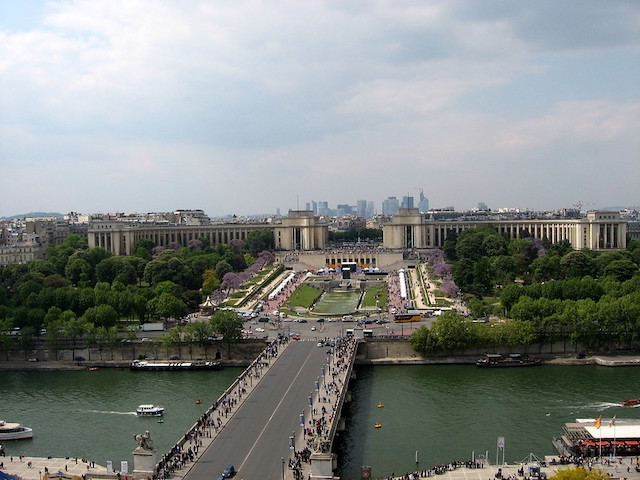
left=88, top=209, right=626, bottom=262
left=382, top=208, right=626, bottom=251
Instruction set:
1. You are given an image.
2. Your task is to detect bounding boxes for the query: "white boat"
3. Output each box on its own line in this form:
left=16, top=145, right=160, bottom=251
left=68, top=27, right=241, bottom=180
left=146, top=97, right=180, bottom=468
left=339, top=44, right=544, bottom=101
left=136, top=404, right=165, bottom=417
left=0, top=420, right=33, bottom=440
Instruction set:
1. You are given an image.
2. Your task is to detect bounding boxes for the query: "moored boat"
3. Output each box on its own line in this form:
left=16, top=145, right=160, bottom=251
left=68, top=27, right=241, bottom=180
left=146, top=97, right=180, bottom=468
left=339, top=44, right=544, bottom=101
left=622, top=399, right=640, bottom=407
left=130, top=360, right=222, bottom=371
left=476, top=353, right=542, bottom=367
left=136, top=404, right=165, bottom=417
left=0, top=420, right=33, bottom=440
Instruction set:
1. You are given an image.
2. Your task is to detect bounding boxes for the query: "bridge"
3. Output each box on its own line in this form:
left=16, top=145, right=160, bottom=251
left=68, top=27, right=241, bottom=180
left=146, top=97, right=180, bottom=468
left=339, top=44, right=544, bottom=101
left=154, top=336, right=359, bottom=480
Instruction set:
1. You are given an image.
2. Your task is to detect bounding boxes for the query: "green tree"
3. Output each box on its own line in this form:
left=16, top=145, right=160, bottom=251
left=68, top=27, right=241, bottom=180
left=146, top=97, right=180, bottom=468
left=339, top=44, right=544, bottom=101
left=209, top=310, right=243, bottom=356
left=83, top=304, right=119, bottom=328
left=603, top=259, right=638, bottom=282
left=65, top=256, right=92, bottom=286
left=244, top=230, right=275, bottom=256
left=147, top=293, right=187, bottom=321
left=429, top=311, right=476, bottom=353
left=409, top=326, right=438, bottom=353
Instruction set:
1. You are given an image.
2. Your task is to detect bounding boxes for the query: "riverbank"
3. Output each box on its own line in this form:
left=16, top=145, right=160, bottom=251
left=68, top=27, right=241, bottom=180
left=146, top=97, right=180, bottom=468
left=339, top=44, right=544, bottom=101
left=2, top=350, right=639, bottom=371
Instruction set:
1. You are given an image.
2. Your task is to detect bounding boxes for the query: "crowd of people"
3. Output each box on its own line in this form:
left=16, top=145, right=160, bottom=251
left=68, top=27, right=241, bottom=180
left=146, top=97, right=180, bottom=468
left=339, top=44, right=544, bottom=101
left=153, top=339, right=284, bottom=480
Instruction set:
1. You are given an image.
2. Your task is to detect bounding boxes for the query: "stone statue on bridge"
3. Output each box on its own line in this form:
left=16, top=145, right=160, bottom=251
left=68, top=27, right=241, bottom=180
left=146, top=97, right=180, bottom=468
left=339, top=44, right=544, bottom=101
left=134, top=430, right=154, bottom=451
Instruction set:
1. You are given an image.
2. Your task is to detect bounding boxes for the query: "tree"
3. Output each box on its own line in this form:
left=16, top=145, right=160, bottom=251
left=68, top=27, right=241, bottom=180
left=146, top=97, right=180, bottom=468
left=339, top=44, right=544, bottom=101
left=560, top=251, right=594, bottom=278
left=83, top=304, right=119, bottom=328
left=549, top=467, right=610, bottom=480
left=244, top=230, right=275, bottom=256
left=146, top=293, right=187, bottom=321
left=65, top=256, right=92, bottom=286
left=603, top=259, right=638, bottom=282
left=409, top=326, right=438, bottom=353
left=429, top=311, right=476, bottom=353
left=209, top=310, right=243, bottom=356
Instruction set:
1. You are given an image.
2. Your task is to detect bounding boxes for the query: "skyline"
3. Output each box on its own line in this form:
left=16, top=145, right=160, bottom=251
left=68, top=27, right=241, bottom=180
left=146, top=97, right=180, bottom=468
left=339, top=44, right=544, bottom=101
left=1, top=1, right=639, bottom=218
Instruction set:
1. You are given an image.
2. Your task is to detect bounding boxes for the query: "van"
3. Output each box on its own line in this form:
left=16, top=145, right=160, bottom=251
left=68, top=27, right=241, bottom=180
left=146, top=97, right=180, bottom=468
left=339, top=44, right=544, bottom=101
left=345, top=329, right=354, bottom=337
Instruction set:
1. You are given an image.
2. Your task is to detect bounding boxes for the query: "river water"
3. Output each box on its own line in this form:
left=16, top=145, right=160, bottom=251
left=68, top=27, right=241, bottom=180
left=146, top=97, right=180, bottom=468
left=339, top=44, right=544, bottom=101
left=2, top=364, right=639, bottom=480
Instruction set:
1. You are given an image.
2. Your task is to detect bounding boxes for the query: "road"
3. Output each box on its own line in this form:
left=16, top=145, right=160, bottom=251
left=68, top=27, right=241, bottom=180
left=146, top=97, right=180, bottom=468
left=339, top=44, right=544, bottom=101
left=183, top=340, right=328, bottom=480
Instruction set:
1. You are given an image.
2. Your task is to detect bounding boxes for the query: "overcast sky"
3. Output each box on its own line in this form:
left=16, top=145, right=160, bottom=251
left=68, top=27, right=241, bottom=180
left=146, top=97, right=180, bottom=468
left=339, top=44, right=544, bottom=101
left=1, top=0, right=639, bottom=218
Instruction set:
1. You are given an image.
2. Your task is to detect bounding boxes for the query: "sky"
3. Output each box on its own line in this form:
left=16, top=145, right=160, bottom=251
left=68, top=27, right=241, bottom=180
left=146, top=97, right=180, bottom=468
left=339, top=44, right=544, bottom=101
left=1, top=0, right=639, bottom=218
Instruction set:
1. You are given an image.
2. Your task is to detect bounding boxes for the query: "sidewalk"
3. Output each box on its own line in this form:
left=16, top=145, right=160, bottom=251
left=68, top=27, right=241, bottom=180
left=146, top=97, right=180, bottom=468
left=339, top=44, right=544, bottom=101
left=287, top=337, right=359, bottom=480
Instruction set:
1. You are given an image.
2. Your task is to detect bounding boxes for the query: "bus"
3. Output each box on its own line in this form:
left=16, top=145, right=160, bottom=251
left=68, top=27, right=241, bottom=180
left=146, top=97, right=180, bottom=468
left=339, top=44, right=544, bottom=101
left=393, top=313, right=422, bottom=323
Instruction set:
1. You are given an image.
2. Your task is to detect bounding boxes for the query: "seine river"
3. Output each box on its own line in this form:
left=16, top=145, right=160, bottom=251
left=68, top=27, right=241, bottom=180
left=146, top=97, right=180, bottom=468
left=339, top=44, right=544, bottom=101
left=2, top=364, right=639, bottom=479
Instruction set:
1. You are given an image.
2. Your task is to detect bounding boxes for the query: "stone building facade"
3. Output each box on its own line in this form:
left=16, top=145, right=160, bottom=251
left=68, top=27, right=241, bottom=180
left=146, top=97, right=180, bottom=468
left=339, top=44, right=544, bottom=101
left=382, top=208, right=627, bottom=251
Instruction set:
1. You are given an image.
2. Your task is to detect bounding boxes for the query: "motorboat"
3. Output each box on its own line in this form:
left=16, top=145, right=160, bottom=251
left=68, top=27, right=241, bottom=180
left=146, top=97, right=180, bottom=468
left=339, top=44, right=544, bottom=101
left=136, top=404, right=165, bottom=417
left=0, top=420, right=33, bottom=440
left=622, top=399, right=640, bottom=407
left=374, top=422, right=382, bottom=428
left=476, top=353, right=542, bottom=368
left=377, top=402, right=384, bottom=408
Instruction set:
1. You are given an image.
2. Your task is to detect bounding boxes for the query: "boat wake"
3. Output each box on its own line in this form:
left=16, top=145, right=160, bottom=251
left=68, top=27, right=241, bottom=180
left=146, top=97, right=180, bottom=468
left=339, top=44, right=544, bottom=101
left=581, top=401, right=622, bottom=410
left=89, top=410, right=137, bottom=415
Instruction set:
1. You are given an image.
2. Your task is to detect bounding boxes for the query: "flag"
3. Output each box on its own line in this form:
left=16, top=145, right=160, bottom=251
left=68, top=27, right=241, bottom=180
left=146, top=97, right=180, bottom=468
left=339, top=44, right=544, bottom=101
left=609, top=416, right=616, bottom=427
left=594, top=416, right=602, bottom=429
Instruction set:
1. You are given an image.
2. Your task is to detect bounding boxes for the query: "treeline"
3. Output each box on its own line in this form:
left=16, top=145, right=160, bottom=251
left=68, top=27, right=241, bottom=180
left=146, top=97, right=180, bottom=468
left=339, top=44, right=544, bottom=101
left=0, top=230, right=275, bottom=347
left=430, top=227, right=640, bottom=352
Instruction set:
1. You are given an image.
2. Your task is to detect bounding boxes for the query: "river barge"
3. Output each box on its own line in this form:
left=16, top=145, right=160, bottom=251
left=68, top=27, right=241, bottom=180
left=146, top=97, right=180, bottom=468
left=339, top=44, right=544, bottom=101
left=476, top=353, right=542, bottom=367
left=130, top=360, right=222, bottom=371
left=553, top=418, right=640, bottom=458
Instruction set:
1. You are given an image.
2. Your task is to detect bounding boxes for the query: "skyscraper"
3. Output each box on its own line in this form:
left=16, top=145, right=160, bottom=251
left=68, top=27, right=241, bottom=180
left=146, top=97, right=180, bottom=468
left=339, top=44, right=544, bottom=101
left=418, top=189, right=429, bottom=213
left=382, top=197, right=400, bottom=215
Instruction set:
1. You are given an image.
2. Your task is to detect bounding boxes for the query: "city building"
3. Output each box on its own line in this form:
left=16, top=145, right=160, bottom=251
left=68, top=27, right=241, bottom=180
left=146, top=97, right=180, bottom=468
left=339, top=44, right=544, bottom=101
left=383, top=208, right=627, bottom=251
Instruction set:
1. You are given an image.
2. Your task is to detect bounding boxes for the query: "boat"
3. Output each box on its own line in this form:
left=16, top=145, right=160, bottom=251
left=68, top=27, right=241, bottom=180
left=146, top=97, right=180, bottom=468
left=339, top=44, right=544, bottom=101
left=0, top=420, right=33, bottom=440
left=374, top=422, right=382, bottom=428
left=377, top=402, right=384, bottom=408
left=136, top=404, right=165, bottom=417
left=476, top=353, right=542, bottom=368
left=196, top=399, right=203, bottom=404
left=130, top=360, right=222, bottom=371
left=622, top=399, right=640, bottom=407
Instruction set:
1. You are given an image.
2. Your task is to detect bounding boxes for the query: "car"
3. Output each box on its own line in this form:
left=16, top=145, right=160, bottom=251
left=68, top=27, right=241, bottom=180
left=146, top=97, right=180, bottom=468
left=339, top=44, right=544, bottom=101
left=74, top=356, right=86, bottom=362
left=258, top=317, right=269, bottom=322
left=255, top=327, right=265, bottom=332
left=316, top=318, right=325, bottom=322
left=311, top=326, right=316, bottom=331
left=170, top=355, right=180, bottom=360
left=221, top=465, right=236, bottom=478
left=297, top=319, right=307, bottom=323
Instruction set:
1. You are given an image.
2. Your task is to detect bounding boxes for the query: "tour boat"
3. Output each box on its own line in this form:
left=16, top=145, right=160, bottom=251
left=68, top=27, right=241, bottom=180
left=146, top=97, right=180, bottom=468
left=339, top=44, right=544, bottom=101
left=136, top=404, right=165, bottom=417
left=130, top=360, right=221, bottom=371
left=476, top=353, right=542, bottom=368
left=622, top=398, right=640, bottom=407
left=0, top=420, right=33, bottom=440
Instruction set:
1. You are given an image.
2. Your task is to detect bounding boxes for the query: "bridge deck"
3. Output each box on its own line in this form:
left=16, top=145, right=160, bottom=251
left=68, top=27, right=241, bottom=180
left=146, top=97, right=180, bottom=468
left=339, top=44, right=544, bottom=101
left=160, top=337, right=358, bottom=480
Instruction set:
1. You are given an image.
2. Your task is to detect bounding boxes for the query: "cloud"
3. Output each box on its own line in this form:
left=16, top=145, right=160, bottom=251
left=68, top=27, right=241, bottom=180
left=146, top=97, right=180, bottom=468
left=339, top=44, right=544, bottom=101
left=0, top=0, right=639, bottom=216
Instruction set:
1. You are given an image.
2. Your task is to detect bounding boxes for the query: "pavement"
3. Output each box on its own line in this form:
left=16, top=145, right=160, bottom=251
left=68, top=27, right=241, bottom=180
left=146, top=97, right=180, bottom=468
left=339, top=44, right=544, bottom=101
left=0, top=455, right=109, bottom=480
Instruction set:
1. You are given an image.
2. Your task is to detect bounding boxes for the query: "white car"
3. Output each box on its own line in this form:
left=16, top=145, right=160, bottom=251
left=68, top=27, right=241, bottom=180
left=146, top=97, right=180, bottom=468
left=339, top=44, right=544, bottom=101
left=311, top=326, right=316, bottom=331
left=255, top=327, right=265, bottom=332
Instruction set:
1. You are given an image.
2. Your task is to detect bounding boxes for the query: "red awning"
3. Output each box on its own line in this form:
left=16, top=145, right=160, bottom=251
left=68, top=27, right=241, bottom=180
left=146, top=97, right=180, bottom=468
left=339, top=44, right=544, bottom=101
left=625, top=441, right=639, bottom=446
left=583, top=441, right=596, bottom=446
left=612, top=441, right=626, bottom=445
left=597, top=441, right=609, bottom=446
